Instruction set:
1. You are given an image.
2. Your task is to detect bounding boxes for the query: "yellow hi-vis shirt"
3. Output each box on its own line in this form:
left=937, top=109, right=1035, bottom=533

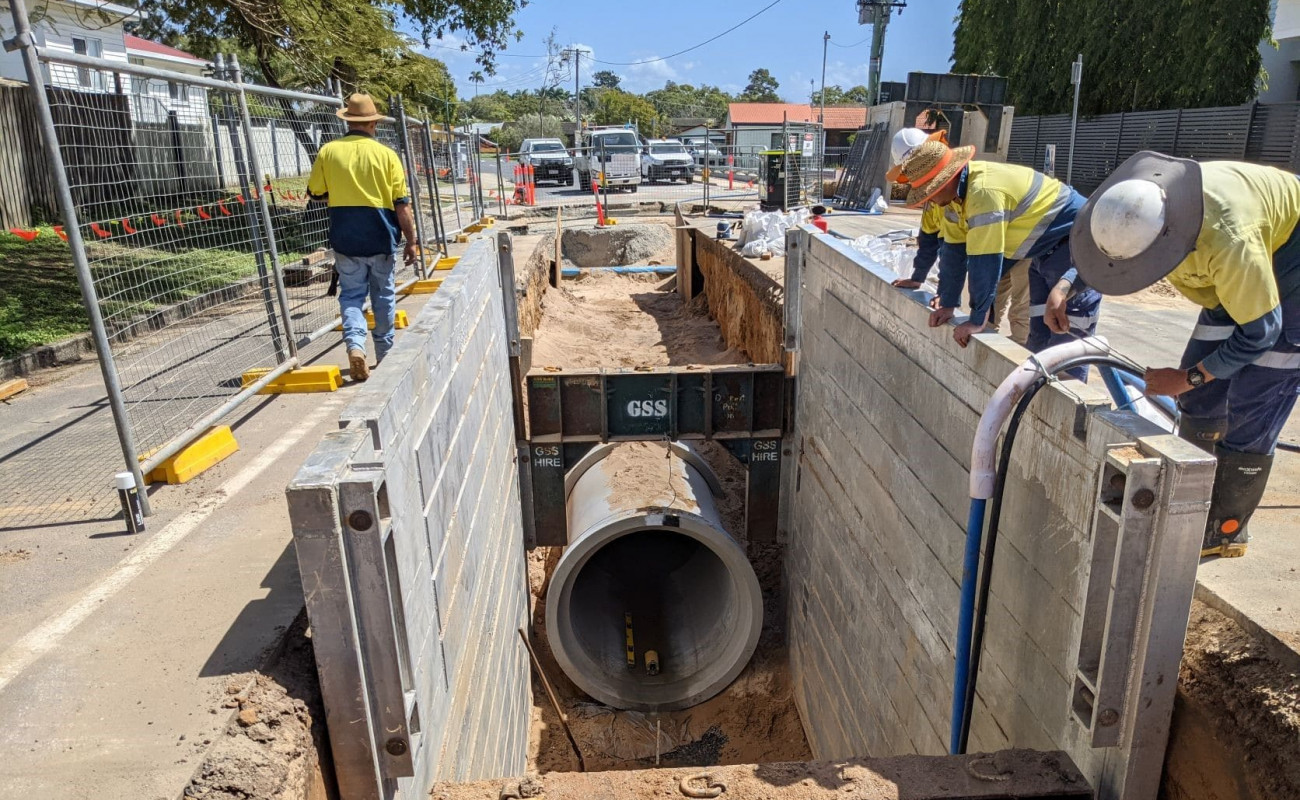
left=307, top=131, right=409, bottom=257
left=1167, top=161, right=1300, bottom=324
left=963, top=161, right=1075, bottom=260
left=921, top=201, right=967, bottom=243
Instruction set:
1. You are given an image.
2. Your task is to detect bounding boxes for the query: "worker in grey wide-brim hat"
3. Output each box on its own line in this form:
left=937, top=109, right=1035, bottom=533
left=1072, top=151, right=1300, bottom=559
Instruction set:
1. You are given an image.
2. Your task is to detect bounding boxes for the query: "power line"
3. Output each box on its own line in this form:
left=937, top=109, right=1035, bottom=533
left=829, top=35, right=872, bottom=48
left=590, top=0, right=784, bottom=66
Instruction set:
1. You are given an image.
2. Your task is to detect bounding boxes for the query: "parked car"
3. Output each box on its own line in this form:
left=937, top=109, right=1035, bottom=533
left=680, top=138, right=725, bottom=168
left=574, top=127, right=642, bottom=192
left=640, top=140, right=695, bottom=183
left=518, top=138, right=574, bottom=185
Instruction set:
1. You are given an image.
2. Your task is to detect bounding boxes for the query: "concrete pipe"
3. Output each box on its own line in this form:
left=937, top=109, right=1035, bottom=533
left=546, top=443, right=763, bottom=712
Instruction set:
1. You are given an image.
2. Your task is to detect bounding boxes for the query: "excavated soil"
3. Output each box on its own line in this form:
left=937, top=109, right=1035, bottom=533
left=1162, top=600, right=1300, bottom=800
left=529, top=273, right=745, bottom=370
left=524, top=245, right=808, bottom=773
left=183, top=613, right=332, bottom=800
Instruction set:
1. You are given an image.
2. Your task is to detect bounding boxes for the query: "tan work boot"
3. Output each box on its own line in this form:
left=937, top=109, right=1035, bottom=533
left=348, top=348, right=370, bottom=382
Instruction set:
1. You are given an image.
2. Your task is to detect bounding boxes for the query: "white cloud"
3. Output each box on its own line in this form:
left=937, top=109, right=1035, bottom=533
left=624, top=58, right=679, bottom=92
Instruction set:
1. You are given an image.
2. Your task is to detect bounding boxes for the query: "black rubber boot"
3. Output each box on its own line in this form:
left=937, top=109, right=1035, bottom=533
left=1202, top=445, right=1274, bottom=559
left=1178, top=415, right=1228, bottom=455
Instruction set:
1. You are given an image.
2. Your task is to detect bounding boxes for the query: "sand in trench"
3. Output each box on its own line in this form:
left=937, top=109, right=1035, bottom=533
left=524, top=259, right=808, bottom=773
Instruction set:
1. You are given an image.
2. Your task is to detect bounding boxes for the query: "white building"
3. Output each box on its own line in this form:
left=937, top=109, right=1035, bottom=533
left=0, top=0, right=210, bottom=121
left=1259, top=0, right=1300, bottom=102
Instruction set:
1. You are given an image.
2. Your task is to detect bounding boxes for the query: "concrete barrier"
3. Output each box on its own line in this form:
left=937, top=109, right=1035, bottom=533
left=287, top=237, right=530, bottom=799
left=785, top=229, right=1213, bottom=800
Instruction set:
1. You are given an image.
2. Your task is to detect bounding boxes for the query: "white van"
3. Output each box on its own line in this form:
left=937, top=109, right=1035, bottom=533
left=574, top=127, right=642, bottom=192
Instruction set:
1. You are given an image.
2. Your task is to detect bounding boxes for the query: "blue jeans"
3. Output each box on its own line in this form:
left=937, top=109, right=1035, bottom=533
left=336, top=252, right=397, bottom=361
left=1026, top=238, right=1102, bottom=381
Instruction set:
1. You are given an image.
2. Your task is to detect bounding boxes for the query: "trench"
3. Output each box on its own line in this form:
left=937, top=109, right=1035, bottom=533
left=518, top=220, right=811, bottom=773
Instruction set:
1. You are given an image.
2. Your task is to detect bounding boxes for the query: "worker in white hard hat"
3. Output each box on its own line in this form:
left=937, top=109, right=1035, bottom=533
left=1073, top=151, right=1300, bottom=559
left=895, top=139, right=1100, bottom=377
left=886, top=129, right=1030, bottom=345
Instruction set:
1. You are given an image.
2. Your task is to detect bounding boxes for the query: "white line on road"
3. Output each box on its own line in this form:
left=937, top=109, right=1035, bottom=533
left=0, top=399, right=343, bottom=695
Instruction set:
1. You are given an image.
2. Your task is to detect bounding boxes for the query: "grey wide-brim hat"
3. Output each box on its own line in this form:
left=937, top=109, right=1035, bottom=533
left=1071, top=150, right=1204, bottom=295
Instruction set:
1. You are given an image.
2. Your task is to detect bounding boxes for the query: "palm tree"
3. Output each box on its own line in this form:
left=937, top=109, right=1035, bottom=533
left=468, top=70, right=485, bottom=98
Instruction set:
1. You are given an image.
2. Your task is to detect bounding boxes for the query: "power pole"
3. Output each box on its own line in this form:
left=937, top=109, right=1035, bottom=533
left=563, top=47, right=583, bottom=134
left=819, top=31, right=830, bottom=124
left=1067, top=53, right=1083, bottom=185
left=857, top=0, right=907, bottom=107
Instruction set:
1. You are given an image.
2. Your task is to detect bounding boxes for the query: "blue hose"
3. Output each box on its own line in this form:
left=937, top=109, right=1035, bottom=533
left=951, top=497, right=988, bottom=754
left=1098, top=366, right=1135, bottom=412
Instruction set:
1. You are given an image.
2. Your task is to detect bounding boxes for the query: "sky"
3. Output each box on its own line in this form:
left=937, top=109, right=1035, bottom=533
left=423, top=0, right=963, bottom=104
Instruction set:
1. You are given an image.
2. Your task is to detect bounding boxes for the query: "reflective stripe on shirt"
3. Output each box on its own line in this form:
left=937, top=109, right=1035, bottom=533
left=1253, top=350, right=1300, bottom=369
left=1192, top=323, right=1236, bottom=342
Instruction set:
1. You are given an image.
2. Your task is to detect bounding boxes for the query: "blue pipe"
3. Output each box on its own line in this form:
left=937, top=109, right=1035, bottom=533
left=1115, top=371, right=1178, bottom=419
left=560, top=266, right=677, bottom=276
left=951, top=497, right=988, bottom=754
left=1098, top=365, right=1135, bottom=411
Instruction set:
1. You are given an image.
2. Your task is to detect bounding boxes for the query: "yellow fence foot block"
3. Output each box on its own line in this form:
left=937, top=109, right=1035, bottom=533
left=433, top=256, right=460, bottom=271
left=241, top=365, right=342, bottom=394
left=0, top=378, right=29, bottom=401
left=464, top=217, right=497, bottom=233
left=400, top=278, right=444, bottom=296
left=335, top=309, right=409, bottom=331
left=454, top=233, right=470, bottom=243
left=146, top=425, right=239, bottom=485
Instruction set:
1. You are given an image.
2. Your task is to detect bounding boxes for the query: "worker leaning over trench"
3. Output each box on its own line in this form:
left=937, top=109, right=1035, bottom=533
left=895, top=138, right=1100, bottom=374
left=1073, top=151, right=1300, bottom=559
left=889, top=129, right=1032, bottom=347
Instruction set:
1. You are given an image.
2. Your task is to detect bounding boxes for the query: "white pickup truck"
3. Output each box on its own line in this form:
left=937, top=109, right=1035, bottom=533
left=574, top=127, right=642, bottom=192
left=640, top=139, right=696, bottom=184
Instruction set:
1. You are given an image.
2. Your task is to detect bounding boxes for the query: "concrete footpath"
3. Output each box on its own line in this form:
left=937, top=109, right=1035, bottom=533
left=0, top=287, right=436, bottom=800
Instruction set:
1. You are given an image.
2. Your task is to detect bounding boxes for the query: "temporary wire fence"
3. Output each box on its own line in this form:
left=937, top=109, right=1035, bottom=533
left=485, top=126, right=830, bottom=222
left=0, top=0, right=475, bottom=531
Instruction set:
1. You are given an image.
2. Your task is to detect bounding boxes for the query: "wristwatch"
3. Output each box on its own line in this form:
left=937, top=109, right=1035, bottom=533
left=1187, top=366, right=1206, bottom=387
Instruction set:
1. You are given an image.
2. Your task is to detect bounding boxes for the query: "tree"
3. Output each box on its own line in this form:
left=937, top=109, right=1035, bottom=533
left=591, top=70, right=622, bottom=90
left=465, top=91, right=513, bottom=122
left=134, top=0, right=522, bottom=94
left=468, top=70, right=485, bottom=97
left=952, top=0, right=1271, bottom=115
left=644, top=81, right=733, bottom=123
left=740, top=68, right=780, bottom=102
left=811, top=84, right=871, bottom=106
left=593, top=90, right=664, bottom=136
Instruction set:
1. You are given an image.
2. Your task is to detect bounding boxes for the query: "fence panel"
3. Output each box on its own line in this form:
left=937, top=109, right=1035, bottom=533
left=0, top=37, right=463, bottom=530
left=1245, top=102, right=1300, bottom=169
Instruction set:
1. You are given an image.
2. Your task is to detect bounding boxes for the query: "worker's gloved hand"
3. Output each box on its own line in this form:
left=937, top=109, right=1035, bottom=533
left=1144, top=367, right=1196, bottom=397
left=892, top=278, right=923, bottom=289
left=929, top=306, right=956, bottom=328
left=1044, top=280, right=1072, bottom=334
left=953, top=321, right=986, bottom=348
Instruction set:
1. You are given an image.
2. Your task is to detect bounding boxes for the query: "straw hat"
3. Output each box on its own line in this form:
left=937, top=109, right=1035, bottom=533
left=898, top=140, right=975, bottom=208
left=337, top=93, right=384, bottom=123
left=885, top=128, right=948, bottom=184
left=1071, top=151, right=1204, bottom=295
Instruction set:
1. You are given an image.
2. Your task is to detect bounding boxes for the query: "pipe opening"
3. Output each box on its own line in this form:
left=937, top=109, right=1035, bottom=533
left=569, top=530, right=735, bottom=693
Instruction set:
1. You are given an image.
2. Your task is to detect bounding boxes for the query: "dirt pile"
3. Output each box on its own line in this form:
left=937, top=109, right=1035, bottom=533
left=1163, top=600, right=1300, bottom=800
left=183, top=613, right=331, bottom=800
left=561, top=225, right=676, bottom=268
left=529, top=273, right=743, bottom=370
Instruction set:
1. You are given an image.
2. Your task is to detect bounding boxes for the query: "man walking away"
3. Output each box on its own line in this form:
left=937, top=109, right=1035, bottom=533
left=1073, top=152, right=1300, bottom=558
left=308, top=93, right=418, bottom=381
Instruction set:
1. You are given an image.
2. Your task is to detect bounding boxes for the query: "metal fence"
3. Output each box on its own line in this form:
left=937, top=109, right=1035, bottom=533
left=486, top=124, right=825, bottom=220
left=0, top=0, right=476, bottom=530
left=1008, top=101, right=1300, bottom=195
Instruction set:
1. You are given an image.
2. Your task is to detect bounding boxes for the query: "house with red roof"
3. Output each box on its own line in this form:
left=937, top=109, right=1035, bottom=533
left=724, top=102, right=868, bottom=153
left=0, top=1, right=210, bottom=122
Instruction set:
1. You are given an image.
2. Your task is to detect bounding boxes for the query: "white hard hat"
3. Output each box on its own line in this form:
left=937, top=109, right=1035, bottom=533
left=1087, top=179, right=1168, bottom=260
left=891, top=128, right=931, bottom=165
